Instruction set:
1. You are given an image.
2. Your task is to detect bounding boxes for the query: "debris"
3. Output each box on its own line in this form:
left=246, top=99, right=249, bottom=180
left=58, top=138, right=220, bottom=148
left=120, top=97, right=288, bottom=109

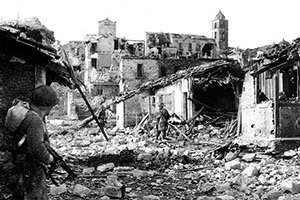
left=215, top=195, right=235, bottom=200
left=224, top=159, right=241, bottom=170
left=50, top=184, right=67, bottom=195
left=280, top=178, right=300, bottom=194
left=104, top=174, right=125, bottom=198
left=137, top=152, right=152, bottom=161
left=242, top=153, right=256, bottom=162
left=82, top=167, right=95, bottom=174
left=73, top=184, right=91, bottom=197
left=242, top=164, right=260, bottom=177
left=97, top=163, right=115, bottom=173
left=143, top=195, right=161, bottom=200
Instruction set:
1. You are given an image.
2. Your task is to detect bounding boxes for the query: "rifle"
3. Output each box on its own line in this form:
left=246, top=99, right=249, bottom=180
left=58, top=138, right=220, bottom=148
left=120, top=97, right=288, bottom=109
left=44, top=142, right=77, bottom=186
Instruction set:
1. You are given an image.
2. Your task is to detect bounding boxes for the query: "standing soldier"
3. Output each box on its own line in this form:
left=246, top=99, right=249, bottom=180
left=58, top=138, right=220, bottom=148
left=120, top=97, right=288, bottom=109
left=5, top=85, right=58, bottom=200
left=156, top=102, right=170, bottom=140
left=97, top=96, right=107, bottom=136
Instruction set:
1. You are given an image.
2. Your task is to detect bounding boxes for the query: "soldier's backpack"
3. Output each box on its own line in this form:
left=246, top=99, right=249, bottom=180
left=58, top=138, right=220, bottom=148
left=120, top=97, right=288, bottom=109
left=4, top=99, right=30, bottom=149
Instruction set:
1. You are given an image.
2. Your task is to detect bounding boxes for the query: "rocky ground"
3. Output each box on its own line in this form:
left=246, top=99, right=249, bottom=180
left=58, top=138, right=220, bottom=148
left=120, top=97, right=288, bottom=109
left=46, top=119, right=300, bottom=200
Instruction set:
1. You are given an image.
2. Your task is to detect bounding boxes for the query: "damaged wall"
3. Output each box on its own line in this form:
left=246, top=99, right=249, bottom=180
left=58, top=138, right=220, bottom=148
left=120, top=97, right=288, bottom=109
left=154, top=78, right=192, bottom=119
left=118, top=58, right=160, bottom=127
left=278, top=107, right=300, bottom=138
left=238, top=73, right=275, bottom=146
left=0, top=61, right=35, bottom=145
left=145, top=32, right=218, bottom=59
left=62, top=41, right=85, bottom=71
left=158, top=59, right=215, bottom=76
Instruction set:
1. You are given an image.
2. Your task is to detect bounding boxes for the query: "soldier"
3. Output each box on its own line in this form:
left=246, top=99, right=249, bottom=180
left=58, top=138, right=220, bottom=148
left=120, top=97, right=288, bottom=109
left=5, top=85, right=58, bottom=200
left=97, top=96, right=107, bottom=136
left=156, top=103, right=170, bottom=140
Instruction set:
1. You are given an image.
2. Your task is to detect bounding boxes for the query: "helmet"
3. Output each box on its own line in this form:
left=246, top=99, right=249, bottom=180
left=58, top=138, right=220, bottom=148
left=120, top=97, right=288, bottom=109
left=30, top=85, right=59, bottom=107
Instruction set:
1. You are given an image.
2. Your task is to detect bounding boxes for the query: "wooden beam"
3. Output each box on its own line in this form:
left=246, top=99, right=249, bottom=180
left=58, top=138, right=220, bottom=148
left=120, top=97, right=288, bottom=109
left=274, top=71, right=279, bottom=137
left=297, top=62, right=300, bottom=99
left=168, top=122, right=192, bottom=142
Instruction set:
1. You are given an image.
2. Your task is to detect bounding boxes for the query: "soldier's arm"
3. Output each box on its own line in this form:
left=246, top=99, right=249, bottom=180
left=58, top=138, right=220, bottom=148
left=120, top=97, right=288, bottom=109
left=24, top=113, right=52, bottom=164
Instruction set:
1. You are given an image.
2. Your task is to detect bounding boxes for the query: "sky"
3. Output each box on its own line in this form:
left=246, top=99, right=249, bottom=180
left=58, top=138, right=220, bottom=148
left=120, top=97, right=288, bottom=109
left=1, top=0, right=300, bottom=49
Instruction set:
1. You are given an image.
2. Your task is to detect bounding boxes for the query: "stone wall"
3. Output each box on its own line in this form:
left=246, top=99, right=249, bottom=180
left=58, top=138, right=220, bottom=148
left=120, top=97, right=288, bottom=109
left=158, top=59, right=211, bottom=76
left=122, top=58, right=160, bottom=126
left=0, top=61, right=35, bottom=198
left=0, top=61, right=35, bottom=131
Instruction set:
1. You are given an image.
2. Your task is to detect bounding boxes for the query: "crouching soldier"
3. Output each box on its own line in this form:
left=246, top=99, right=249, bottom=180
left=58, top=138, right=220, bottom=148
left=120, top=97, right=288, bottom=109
left=5, top=85, right=58, bottom=200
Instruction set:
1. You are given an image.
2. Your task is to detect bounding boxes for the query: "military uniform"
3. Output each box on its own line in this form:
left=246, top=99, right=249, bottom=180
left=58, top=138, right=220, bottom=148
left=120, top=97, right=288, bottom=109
left=156, top=105, right=170, bottom=140
left=6, top=108, right=52, bottom=200
left=4, top=85, right=58, bottom=200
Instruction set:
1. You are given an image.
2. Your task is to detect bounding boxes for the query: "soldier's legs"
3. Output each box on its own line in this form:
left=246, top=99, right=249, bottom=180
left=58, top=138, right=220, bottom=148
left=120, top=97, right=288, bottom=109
left=24, top=166, right=48, bottom=200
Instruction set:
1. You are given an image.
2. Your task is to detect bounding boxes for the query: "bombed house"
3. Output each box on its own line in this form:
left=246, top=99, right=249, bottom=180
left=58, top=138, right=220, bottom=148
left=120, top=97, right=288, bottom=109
left=61, top=11, right=232, bottom=124
left=0, top=18, right=72, bottom=197
left=238, top=38, right=300, bottom=150
left=114, top=58, right=244, bottom=128
left=146, top=10, right=228, bottom=59
left=145, top=32, right=218, bottom=59
left=64, top=18, right=144, bottom=99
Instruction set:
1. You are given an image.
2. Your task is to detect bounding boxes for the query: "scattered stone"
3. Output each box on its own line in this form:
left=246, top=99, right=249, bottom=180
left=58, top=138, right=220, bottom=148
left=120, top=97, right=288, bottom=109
left=242, top=153, right=256, bottom=162
left=225, top=151, right=238, bottom=161
left=104, top=174, right=125, bottom=198
left=196, top=196, right=214, bottom=200
left=173, top=164, right=184, bottom=170
left=97, top=163, right=115, bottom=173
left=50, top=184, right=67, bottom=195
left=262, top=190, right=283, bottom=200
left=225, top=159, right=241, bottom=170
left=282, top=150, right=297, bottom=158
left=281, top=178, right=300, bottom=194
left=132, top=169, right=148, bottom=178
left=258, top=174, right=269, bottom=186
left=215, top=195, right=235, bottom=200
left=73, top=184, right=91, bottom=197
left=215, top=182, right=231, bottom=191
left=100, top=196, right=110, bottom=200
left=143, top=195, right=160, bottom=200
left=114, top=166, right=135, bottom=171
left=82, top=167, right=95, bottom=174
left=137, top=152, right=152, bottom=161
left=176, top=186, right=187, bottom=190
left=103, top=185, right=125, bottom=199
left=242, top=164, right=260, bottom=177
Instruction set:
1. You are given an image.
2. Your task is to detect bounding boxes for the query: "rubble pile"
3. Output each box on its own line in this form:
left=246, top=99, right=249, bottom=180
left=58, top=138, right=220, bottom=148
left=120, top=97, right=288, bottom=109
left=44, top=117, right=300, bottom=200
left=0, top=17, right=55, bottom=47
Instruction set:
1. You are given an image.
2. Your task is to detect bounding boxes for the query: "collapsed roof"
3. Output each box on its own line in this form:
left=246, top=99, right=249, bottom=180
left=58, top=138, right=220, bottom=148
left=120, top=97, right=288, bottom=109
left=113, top=59, right=244, bottom=103
left=251, top=38, right=300, bottom=76
left=0, top=17, right=72, bottom=86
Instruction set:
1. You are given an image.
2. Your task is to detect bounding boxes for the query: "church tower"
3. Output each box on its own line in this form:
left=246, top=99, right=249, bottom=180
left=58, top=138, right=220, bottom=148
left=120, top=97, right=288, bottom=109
left=98, top=18, right=116, bottom=37
left=212, top=10, right=228, bottom=51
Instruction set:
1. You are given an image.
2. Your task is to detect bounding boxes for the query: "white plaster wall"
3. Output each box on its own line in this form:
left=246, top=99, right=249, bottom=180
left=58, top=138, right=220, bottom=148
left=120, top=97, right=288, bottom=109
left=155, top=78, right=191, bottom=118
left=240, top=73, right=256, bottom=107
left=238, top=72, right=275, bottom=146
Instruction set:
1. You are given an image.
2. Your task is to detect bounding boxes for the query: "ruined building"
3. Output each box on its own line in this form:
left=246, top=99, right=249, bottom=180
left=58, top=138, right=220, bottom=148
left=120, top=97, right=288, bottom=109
left=64, top=11, right=232, bottom=126
left=0, top=18, right=72, bottom=198
left=145, top=32, right=218, bottom=59
left=145, top=10, right=228, bottom=59
left=237, top=38, right=300, bottom=150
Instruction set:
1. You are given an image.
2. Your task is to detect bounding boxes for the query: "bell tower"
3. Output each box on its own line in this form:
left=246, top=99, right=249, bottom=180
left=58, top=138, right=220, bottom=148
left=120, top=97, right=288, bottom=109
left=212, top=10, right=228, bottom=51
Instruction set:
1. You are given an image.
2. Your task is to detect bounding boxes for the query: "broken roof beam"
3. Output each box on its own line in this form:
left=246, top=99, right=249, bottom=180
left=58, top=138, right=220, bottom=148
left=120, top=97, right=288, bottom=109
left=251, top=55, right=300, bottom=76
